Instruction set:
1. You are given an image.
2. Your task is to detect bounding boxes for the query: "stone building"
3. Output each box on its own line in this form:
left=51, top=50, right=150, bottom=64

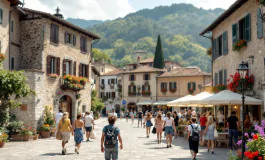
left=7, top=7, right=100, bottom=126
left=200, top=0, right=264, bottom=120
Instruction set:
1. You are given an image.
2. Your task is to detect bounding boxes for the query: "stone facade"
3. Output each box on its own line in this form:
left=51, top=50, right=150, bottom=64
left=207, top=0, right=265, bottom=118
left=8, top=8, right=99, bottom=126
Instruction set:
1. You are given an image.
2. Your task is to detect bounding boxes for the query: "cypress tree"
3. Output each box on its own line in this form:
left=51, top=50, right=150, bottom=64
left=153, top=35, right=165, bottom=69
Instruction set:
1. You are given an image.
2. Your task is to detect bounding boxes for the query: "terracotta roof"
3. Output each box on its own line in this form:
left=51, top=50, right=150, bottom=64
left=121, top=65, right=166, bottom=74
left=101, top=70, right=121, bottom=76
left=21, top=8, right=100, bottom=39
left=140, top=58, right=154, bottom=63
left=159, top=66, right=211, bottom=77
left=200, top=0, right=248, bottom=35
left=91, top=66, right=100, bottom=76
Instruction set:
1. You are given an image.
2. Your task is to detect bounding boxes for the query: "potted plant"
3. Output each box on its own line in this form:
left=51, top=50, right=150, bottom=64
left=0, top=131, right=8, bottom=148
left=49, top=74, right=59, bottom=79
left=32, top=129, right=39, bottom=140
left=7, top=121, right=24, bottom=141
left=170, top=88, right=177, bottom=93
left=0, top=53, right=6, bottom=63
left=40, top=124, right=51, bottom=138
left=20, top=124, right=33, bottom=141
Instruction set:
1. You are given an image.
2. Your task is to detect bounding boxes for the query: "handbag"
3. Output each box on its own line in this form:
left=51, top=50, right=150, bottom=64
left=56, top=131, right=62, bottom=140
left=214, top=124, right=218, bottom=139
left=163, top=127, right=165, bottom=132
left=90, top=129, right=96, bottom=139
left=152, top=127, right=156, bottom=134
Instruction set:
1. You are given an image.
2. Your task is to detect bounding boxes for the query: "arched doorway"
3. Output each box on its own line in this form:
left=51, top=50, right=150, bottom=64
left=128, top=102, right=137, bottom=112
left=59, top=95, right=72, bottom=122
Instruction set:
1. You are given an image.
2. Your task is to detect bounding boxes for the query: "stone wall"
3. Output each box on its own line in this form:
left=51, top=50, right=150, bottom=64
left=212, top=0, right=265, bottom=117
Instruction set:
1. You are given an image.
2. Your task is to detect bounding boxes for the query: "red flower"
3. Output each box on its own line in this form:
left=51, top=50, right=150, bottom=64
left=258, top=156, right=263, bottom=160
left=253, top=134, right=259, bottom=140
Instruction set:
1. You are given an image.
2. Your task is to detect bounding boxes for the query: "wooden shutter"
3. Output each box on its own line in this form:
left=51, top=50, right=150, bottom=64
left=108, top=79, right=110, bottom=85
left=55, top=25, right=59, bottom=44
left=214, top=72, right=218, bottom=85
left=223, top=31, right=228, bottom=55
left=50, top=24, right=54, bottom=43
left=224, top=69, right=227, bottom=85
left=174, top=82, right=177, bottom=89
left=86, top=65, right=89, bottom=78
left=63, top=59, right=66, bottom=76
left=193, top=82, right=196, bottom=90
left=232, top=24, right=237, bottom=45
left=219, top=70, right=223, bottom=85
left=257, top=9, right=263, bottom=39
left=64, top=32, right=67, bottom=43
left=73, top=35, right=76, bottom=46
left=212, top=39, right=216, bottom=60
left=216, top=37, right=219, bottom=58
left=46, top=56, right=51, bottom=75
left=133, top=86, right=136, bottom=92
left=80, top=37, right=83, bottom=51
left=148, top=85, right=150, bottom=91
left=188, top=83, right=191, bottom=90
left=73, top=61, right=76, bottom=76
left=128, top=86, right=130, bottom=92
left=0, top=8, right=3, bottom=24
left=161, top=83, right=163, bottom=91
left=56, top=57, right=60, bottom=75
left=245, top=13, right=251, bottom=42
left=148, top=74, right=150, bottom=80
left=142, top=85, right=144, bottom=92
left=79, top=63, right=82, bottom=77
left=165, top=82, right=167, bottom=90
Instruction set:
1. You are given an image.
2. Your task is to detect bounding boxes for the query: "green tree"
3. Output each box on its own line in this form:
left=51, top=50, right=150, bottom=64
left=92, top=48, right=111, bottom=63
left=0, top=65, right=35, bottom=126
left=153, top=35, right=165, bottom=69
left=91, top=90, right=104, bottom=119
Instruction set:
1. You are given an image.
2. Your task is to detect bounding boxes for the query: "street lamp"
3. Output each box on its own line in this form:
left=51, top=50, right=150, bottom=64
left=236, top=61, right=249, bottom=160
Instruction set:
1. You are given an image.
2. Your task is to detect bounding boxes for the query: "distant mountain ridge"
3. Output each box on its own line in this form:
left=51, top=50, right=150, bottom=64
left=66, top=18, right=104, bottom=28
left=67, top=3, right=224, bottom=72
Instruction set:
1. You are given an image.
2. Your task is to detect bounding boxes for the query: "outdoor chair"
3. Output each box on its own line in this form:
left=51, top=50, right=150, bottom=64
left=216, top=134, right=229, bottom=148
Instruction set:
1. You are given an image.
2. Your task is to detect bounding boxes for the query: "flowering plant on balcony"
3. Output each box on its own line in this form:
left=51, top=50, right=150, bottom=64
left=161, top=88, right=167, bottom=93
left=80, top=77, right=88, bottom=84
left=188, top=88, right=195, bottom=94
left=69, top=84, right=83, bottom=90
left=170, top=88, right=176, bottom=93
left=233, top=39, right=247, bottom=52
left=227, top=71, right=254, bottom=92
left=142, top=90, right=151, bottom=96
left=212, top=84, right=227, bottom=93
left=49, top=74, right=59, bottom=78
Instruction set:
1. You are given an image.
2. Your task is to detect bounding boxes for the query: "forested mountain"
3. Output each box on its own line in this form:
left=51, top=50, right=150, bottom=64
left=66, top=18, right=104, bottom=28
left=68, top=3, right=224, bottom=72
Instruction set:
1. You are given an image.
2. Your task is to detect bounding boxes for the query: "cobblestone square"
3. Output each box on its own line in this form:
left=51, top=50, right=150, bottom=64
left=0, top=118, right=233, bottom=160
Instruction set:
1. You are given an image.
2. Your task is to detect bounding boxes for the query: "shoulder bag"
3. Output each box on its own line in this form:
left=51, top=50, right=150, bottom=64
left=214, top=124, right=219, bottom=139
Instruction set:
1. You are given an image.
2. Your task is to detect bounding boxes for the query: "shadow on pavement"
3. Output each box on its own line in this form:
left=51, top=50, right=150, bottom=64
left=40, top=153, right=75, bottom=156
left=148, top=146, right=168, bottom=149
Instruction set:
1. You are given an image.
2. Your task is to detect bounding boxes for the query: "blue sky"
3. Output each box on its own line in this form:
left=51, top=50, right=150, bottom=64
left=25, top=0, right=236, bottom=20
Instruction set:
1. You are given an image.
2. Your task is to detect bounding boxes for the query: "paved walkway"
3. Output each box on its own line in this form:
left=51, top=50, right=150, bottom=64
left=0, top=118, right=232, bottom=160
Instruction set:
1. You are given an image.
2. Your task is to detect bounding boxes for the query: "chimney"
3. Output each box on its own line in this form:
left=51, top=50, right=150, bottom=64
left=137, top=56, right=141, bottom=65
left=53, top=7, right=64, bottom=19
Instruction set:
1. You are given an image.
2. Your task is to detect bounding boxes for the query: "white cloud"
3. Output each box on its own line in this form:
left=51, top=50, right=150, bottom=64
left=24, top=0, right=135, bottom=20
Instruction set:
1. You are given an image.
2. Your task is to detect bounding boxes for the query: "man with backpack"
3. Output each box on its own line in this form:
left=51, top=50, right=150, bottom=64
left=187, top=117, right=201, bottom=160
left=101, top=116, right=123, bottom=160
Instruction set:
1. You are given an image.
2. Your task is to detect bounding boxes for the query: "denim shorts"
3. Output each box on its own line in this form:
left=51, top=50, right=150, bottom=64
left=165, top=126, right=174, bottom=135
left=105, top=147, right=118, bottom=160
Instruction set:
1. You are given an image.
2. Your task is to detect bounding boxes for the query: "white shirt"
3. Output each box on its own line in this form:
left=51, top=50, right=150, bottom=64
left=218, top=114, right=224, bottom=123
left=191, top=111, right=196, bottom=116
left=84, top=115, right=94, bottom=127
left=109, top=112, right=117, bottom=118
left=188, top=123, right=201, bottom=136
left=90, top=112, right=94, bottom=118
left=55, top=112, right=63, bottom=123
left=162, top=114, right=166, bottom=120
left=177, top=113, right=182, bottom=118
left=165, top=117, right=173, bottom=126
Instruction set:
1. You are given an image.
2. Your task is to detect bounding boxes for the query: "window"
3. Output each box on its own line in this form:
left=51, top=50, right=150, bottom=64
left=100, top=92, right=104, bottom=98
left=79, top=64, right=89, bottom=77
left=111, top=79, right=115, bottom=84
left=0, top=8, right=3, bottom=24
left=101, top=68, right=104, bottom=73
left=63, top=59, right=74, bottom=76
left=188, top=82, right=196, bottom=90
left=219, top=70, right=223, bottom=85
left=169, top=82, right=177, bottom=89
left=50, top=24, right=59, bottom=44
left=232, top=13, right=251, bottom=44
left=161, top=82, right=167, bottom=91
left=142, top=85, right=150, bottom=92
left=213, top=31, right=228, bottom=60
left=112, top=92, right=115, bottom=99
left=214, top=73, right=218, bottom=86
left=80, top=36, right=87, bottom=53
left=101, top=79, right=105, bottom=85
left=65, top=32, right=72, bottom=44
left=47, top=56, right=60, bottom=75
left=129, top=74, right=135, bottom=81
left=218, top=35, right=222, bottom=56
left=133, top=65, right=137, bottom=69
left=149, top=63, right=152, bottom=67
left=11, top=21, right=14, bottom=33
left=143, top=74, right=150, bottom=80
left=11, top=57, right=15, bottom=70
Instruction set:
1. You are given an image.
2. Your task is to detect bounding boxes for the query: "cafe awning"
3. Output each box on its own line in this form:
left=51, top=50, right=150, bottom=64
left=198, top=90, right=263, bottom=105
left=178, top=92, right=213, bottom=106
left=137, top=100, right=153, bottom=105
left=153, top=100, right=172, bottom=106
left=167, top=95, right=193, bottom=107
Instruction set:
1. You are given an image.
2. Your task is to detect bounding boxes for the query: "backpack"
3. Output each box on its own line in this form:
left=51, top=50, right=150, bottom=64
left=104, top=126, right=118, bottom=148
left=190, top=124, right=200, bottom=141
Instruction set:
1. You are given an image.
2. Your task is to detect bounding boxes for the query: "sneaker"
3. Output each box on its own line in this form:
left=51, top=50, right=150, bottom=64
left=62, top=149, right=65, bottom=155
left=167, top=145, right=169, bottom=148
left=75, top=147, right=77, bottom=154
left=212, top=151, right=214, bottom=154
left=86, top=139, right=90, bottom=142
left=169, top=145, right=172, bottom=148
left=77, top=149, right=79, bottom=154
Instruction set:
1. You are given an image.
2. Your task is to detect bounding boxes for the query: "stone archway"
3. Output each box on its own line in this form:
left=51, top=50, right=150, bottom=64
left=59, top=95, right=72, bottom=122
left=57, top=92, right=77, bottom=122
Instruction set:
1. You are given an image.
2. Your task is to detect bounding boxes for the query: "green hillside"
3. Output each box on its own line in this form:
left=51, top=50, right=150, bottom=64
left=69, top=4, right=224, bottom=72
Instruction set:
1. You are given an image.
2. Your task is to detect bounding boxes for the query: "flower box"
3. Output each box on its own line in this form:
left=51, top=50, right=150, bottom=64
left=212, top=84, right=227, bottom=93
left=128, top=92, right=136, bottom=96
left=23, top=135, right=32, bottom=141
left=9, top=134, right=23, bottom=141
left=0, top=53, right=6, bottom=63
left=142, top=91, right=151, bottom=96
left=188, top=88, right=194, bottom=94
left=100, top=84, right=105, bottom=90
left=49, top=74, right=59, bottom=79
left=170, top=88, right=176, bottom=93
left=233, top=39, right=247, bottom=52
left=161, top=88, right=167, bottom=93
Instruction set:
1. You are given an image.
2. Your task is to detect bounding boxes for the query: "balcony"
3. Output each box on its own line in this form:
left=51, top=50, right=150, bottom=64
left=61, top=75, right=87, bottom=92
left=142, top=91, right=151, bottom=96
left=128, top=92, right=136, bottom=96
left=100, top=84, right=105, bottom=90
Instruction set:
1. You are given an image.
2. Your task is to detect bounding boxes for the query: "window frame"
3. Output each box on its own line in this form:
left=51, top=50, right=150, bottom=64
left=129, top=74, right=135, bottom=81
left=50, top=57, right=57, bottom=74
left=50, top=24, right=59, bottom=44
left=80, top=36, right=88, bottom=53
